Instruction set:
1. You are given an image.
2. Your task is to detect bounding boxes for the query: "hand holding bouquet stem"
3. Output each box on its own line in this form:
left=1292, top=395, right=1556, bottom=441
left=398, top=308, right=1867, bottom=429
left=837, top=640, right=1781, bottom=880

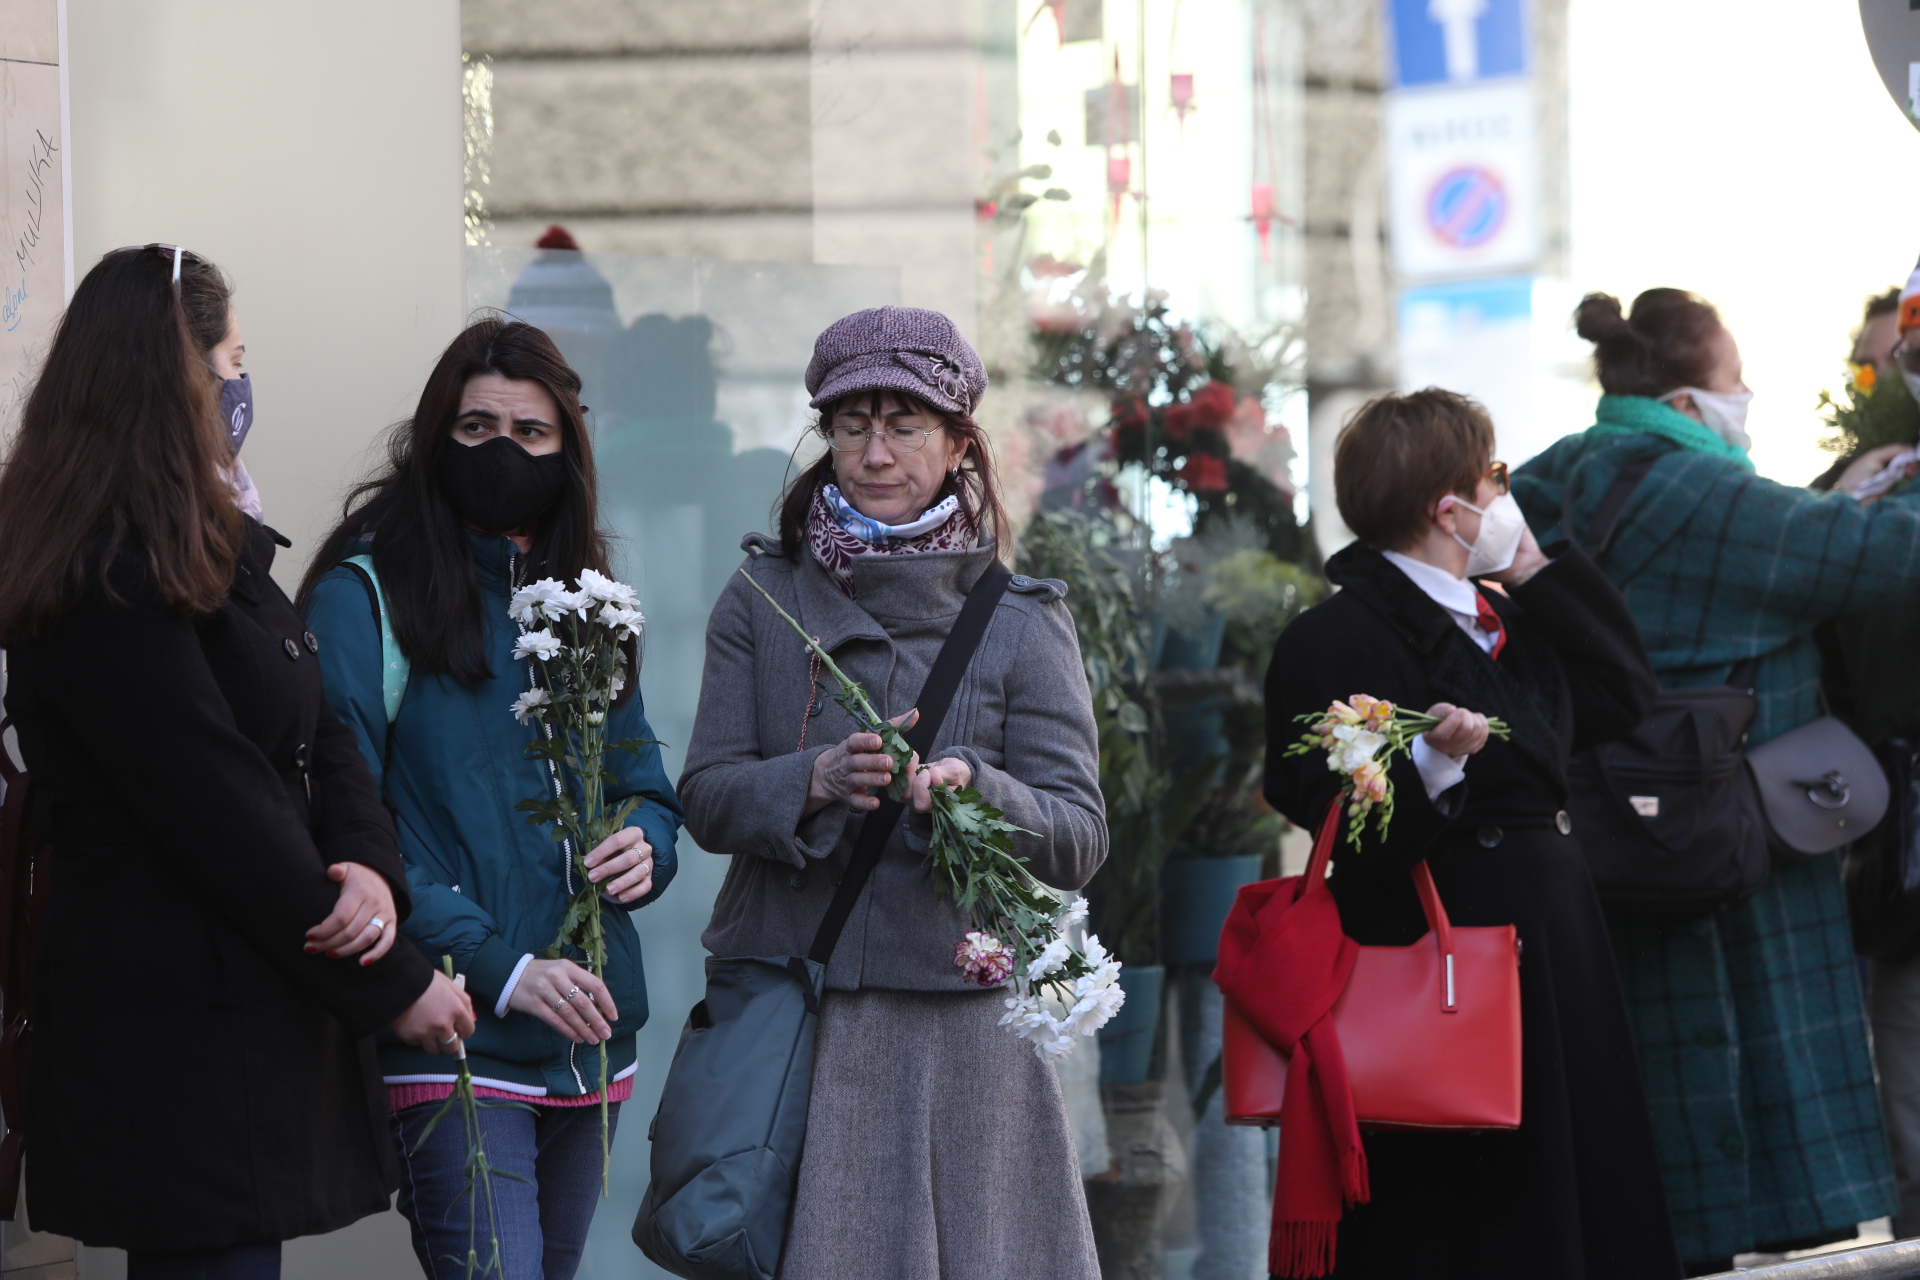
left=1284, top=694, right=1510, bottom=849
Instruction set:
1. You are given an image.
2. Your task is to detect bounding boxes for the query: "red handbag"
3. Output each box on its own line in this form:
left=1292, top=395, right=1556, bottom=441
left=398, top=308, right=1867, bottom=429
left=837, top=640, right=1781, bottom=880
left=1223, top=805, right=1523, bottom=1131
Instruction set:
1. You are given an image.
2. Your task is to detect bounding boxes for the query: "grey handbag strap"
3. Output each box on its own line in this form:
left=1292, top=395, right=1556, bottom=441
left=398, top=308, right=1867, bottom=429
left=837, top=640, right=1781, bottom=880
left=806, top=561, right=1013, bottom=966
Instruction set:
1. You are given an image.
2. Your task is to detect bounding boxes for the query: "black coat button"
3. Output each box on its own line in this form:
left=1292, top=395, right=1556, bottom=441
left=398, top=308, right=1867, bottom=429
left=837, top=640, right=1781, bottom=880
left=789, top=870, right=808, bottom=892
left=1477, top=827, right=1503, bottom=848
left=283, top=638, right=301, bottom=660
left=304, top=631, right=320, bottom=654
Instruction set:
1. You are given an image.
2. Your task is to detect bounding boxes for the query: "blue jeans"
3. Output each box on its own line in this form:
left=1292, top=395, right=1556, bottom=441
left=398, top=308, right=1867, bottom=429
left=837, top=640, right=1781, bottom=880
left=126, top=1244, right=280, bottom=1280
left=391, top=1097, right=620, bottom=1280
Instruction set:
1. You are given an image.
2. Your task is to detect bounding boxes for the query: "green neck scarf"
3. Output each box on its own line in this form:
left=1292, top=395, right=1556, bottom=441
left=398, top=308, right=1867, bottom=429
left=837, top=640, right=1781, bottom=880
left=1584, top=393, right=1756, bottom=472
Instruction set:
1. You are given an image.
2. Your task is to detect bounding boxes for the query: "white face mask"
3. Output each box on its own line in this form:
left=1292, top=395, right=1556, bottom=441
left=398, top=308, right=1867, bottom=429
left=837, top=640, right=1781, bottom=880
left=1444, top=491, right=1527, bottom=578
left=1662, top=386, right=1753, bottom=452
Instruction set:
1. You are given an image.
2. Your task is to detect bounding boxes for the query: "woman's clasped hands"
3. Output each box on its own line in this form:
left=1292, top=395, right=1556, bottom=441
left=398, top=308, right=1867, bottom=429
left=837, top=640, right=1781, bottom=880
left=802, top=708, right=973, bottom=817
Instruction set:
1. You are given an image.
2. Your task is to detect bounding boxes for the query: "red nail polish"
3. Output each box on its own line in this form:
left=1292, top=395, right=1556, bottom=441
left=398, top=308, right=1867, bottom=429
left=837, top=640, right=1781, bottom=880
left=326, top=951, right=338, bottom=959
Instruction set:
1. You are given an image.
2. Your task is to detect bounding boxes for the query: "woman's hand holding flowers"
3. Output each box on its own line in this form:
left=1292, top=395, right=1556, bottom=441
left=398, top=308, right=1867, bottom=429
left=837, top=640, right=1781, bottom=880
left=307, top=862, right=399, bottom=965
left=390, top=970, right=476, bottom=1053
left=584, top=827, right=655, bottom=902
left=804, top=710, right=919, bottom=817
left=1422, top=702, right=1492, bottom=758
left=509, top=958, right=618, bottom=1045
left=908, top=754, right=972, bottom=813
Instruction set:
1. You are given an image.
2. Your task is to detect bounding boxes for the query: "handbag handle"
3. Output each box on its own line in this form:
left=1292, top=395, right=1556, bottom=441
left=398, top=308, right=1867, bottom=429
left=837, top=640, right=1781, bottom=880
left=1298, top=799, right=1461, bottom=1013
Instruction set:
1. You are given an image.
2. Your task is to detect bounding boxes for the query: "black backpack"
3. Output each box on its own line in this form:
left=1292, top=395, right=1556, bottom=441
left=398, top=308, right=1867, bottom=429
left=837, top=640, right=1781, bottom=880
left=1560, top=457, right=1771, bottom=914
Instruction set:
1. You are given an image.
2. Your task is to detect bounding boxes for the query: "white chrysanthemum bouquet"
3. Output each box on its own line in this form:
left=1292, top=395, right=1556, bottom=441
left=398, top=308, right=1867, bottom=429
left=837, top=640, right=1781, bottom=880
left=507, top=568, right=653, bottom=1193
left=737, top=569, right=1123, bottom=1060
left=1283, top=694, right=1509, bottom=848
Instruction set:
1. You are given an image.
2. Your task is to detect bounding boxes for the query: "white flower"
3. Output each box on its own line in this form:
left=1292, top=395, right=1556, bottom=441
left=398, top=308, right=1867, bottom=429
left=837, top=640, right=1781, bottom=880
left=576, top=568, right=640, bottom=609
left=1061, top=976, right=1127, bottom=1038
left=1079, top=934, right=1122, bottom=990
left=587, top=711, right=605, bottom=725
left=1053, top=897, right=1089, bottom=932
left=1328, top=725, right=1386, bottom=775
left=1026, top=935, right=1072, bottom=982
left=1000, top=994, right=1076, bottom=1060
left=553, top=589, right=596, bottom=622
left=512, top=629, right=564, bottom=662
left=598, top=602, right=646, bottom=640
left=508, top=578, right=569, bottom=626
left=612, top=673, right=627, bottom=695
left=509, top=688, right=551, bottom=725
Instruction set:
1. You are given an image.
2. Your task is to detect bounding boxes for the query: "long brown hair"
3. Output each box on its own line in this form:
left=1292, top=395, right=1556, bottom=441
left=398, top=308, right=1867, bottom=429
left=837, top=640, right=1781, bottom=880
left=297, top=318, right=615, bottom=684
left=0, top=245, right=241, bottom=643
left=775, top=389, right=1010, bottom=559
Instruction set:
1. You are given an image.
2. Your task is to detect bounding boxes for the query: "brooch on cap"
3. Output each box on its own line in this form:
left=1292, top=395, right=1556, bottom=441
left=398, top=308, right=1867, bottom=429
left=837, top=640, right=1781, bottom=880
left=928, top=354, right=970, bottom=410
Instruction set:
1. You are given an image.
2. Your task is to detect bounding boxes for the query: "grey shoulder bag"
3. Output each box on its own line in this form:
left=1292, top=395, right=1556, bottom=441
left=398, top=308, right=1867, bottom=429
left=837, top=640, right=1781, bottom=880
left=633, top=561, right=1012, bottom=1280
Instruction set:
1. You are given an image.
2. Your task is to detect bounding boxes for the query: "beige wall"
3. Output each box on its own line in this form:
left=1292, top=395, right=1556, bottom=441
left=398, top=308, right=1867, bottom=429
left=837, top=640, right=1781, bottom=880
left=68, top=0, right=468, bottom=592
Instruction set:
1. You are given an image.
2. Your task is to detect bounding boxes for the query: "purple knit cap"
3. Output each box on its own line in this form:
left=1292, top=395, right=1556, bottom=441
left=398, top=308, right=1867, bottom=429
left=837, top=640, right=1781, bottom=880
left=804, top=306, right=988, bottom=418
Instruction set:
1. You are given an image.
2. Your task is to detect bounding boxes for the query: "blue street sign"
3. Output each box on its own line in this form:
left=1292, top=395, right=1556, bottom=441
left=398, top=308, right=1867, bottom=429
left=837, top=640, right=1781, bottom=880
left=1388, top=0, right=1529, bottom=89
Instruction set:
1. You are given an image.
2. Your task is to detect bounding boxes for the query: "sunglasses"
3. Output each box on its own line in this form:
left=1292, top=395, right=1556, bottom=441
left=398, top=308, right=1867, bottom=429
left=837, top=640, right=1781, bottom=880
left=1484, top=461, right=1510, bottom=495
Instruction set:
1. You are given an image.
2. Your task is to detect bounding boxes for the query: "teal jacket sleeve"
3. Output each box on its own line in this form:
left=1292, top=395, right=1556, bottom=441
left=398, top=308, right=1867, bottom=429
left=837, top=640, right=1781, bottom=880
left=305, top=568, right=519, bottom=999
left=605, top=683, right=684, bottom=912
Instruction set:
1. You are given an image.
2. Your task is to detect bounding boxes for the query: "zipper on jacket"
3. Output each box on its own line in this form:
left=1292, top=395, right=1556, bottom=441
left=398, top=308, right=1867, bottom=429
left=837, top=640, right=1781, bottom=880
left=509, top=549, right=578, bottom=896
left=567, top=1040, right=586, bottom=1093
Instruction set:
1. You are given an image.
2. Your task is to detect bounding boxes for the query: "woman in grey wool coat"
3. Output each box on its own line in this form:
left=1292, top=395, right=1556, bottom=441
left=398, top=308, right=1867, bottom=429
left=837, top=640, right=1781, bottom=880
left=679, top=306, right=1106, bottom=1279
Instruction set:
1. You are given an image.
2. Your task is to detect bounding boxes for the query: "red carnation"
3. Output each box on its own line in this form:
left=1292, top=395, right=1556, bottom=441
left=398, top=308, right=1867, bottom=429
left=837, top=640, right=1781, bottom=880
left=1176, top=453, right=1229, bottom=494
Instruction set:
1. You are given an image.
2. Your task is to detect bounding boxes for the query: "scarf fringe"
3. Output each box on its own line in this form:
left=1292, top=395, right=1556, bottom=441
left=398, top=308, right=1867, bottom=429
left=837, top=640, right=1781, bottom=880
left=1269, top=1220, right=1338, bottom=1278
left=1342, top=1144, right=1371, bottom=1205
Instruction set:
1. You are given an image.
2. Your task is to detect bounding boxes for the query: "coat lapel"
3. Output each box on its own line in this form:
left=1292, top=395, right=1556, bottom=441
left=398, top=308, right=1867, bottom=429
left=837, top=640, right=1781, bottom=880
left=1326, top=546, right=1567, bottom=793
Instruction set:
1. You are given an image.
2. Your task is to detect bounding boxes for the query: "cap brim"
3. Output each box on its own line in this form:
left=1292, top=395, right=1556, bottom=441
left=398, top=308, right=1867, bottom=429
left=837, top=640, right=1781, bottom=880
left=809, top=363, right=968, bottom=416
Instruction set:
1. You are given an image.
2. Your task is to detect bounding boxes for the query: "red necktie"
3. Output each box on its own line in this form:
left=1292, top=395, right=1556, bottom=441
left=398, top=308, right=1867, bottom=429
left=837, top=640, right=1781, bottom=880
left=1474, top=590, right=1507, bottom=659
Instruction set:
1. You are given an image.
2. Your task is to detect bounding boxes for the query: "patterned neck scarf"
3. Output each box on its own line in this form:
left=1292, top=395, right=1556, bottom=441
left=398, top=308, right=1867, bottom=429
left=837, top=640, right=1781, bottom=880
left=805, top=482, right=976, bottom=597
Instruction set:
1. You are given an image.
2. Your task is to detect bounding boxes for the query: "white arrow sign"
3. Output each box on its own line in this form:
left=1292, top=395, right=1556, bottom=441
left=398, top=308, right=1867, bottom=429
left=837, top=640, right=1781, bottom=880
left=1428, top=0, right=1488, bottom=82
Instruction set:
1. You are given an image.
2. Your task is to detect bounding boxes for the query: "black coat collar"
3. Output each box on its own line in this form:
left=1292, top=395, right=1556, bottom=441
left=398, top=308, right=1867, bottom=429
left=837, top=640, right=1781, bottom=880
left=1325, top=544, right=1568, bottom=793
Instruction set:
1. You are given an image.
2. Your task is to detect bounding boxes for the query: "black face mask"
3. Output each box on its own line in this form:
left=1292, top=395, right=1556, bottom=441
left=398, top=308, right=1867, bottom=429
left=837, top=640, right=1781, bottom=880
left=436, top=435, right=568, bottom=534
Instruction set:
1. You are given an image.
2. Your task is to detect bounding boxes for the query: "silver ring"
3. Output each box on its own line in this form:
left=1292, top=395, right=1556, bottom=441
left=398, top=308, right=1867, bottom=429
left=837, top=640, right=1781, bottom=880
left=552, top=998, right=568, bottom=1012
left=369, top=916, right=386, bottom=933
left=565, top=986, right=581, bottom=1001
left=439, top=1034, right=458, bottom=1045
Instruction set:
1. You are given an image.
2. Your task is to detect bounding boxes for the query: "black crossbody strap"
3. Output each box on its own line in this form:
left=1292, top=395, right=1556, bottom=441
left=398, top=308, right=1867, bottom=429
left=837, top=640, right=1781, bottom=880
left=807, top=560, right=1014, bottom=965
left=1565, top=453, right=1658, bottom=555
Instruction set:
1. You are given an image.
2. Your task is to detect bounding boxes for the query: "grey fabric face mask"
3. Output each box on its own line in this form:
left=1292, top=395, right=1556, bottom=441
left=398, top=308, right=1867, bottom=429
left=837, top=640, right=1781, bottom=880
left=219, top=372, right=253, bottom=456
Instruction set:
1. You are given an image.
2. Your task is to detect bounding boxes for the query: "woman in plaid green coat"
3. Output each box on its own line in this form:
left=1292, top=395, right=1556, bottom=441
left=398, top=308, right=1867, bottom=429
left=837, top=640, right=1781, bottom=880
left=1513, top=289, right=1920, bottom=1272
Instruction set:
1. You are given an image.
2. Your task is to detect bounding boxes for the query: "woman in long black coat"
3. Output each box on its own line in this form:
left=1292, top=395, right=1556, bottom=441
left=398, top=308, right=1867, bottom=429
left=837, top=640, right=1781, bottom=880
left=0, top=246, right=472, bottom=1278
left=1263, top=389, right=1679, bottom=1279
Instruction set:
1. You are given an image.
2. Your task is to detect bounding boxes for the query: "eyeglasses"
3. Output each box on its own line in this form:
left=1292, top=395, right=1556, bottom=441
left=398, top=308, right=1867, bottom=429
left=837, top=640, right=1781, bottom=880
left=1895, top=337, right=1920, bottom=377
left=1484, top=461, right=1510, bottom=495
left=824, top=423, right=941, bottom=453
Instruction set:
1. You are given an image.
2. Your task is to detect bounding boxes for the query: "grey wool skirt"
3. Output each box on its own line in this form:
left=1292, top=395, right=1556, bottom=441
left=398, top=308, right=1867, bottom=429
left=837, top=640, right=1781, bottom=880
left=778, top=987, right=1101, bottom=1280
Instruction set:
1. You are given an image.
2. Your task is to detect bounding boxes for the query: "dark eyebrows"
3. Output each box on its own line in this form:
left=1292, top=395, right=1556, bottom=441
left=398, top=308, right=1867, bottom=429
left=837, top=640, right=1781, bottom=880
left=455, top=406, right=555, bottom=429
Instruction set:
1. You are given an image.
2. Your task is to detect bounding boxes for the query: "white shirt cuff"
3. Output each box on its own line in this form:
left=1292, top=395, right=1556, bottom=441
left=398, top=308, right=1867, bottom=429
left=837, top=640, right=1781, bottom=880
left=1412, top=736, right=1468, bottom=801
left=495, top=952, right=536, bottom=1019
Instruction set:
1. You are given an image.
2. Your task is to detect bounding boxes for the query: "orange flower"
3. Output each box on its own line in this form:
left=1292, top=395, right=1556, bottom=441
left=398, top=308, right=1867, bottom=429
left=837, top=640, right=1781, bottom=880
left=1855, top=362, right=1878, bottom=395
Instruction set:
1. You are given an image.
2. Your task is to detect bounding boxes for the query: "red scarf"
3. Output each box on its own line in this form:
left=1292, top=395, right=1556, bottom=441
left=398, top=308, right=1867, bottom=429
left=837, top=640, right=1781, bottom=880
left=1213, top=804, right=1369, bottom=1277
left=804, top=484, right=976, bottom=597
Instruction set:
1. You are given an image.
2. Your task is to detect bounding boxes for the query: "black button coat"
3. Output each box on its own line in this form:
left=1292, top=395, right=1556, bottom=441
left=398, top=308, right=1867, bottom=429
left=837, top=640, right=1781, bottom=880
left=1264, top=543, right=1681, bottom=1280
left=2, top=523, right=434, bottom=1251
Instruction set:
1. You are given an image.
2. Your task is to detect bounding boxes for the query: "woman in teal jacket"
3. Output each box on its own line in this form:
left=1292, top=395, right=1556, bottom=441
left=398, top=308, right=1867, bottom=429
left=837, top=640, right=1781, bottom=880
left=298, top=319, right=682, bottom=1280
left=1514, top=289, right=1919, bottom=1273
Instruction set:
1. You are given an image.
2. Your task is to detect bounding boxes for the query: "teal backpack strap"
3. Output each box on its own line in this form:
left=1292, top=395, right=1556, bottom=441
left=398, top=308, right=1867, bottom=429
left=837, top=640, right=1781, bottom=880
left=343, top=554, right=409, bottom=724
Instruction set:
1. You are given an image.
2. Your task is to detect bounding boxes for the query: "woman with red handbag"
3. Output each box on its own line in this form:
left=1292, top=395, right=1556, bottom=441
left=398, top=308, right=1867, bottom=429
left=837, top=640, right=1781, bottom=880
left=1256, top=389, right=1677, bottom=1278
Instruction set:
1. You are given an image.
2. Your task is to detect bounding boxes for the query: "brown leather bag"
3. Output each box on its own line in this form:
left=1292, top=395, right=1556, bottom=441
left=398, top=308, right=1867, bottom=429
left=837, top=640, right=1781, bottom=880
left=1222, top=804, right=1523, bottom=1132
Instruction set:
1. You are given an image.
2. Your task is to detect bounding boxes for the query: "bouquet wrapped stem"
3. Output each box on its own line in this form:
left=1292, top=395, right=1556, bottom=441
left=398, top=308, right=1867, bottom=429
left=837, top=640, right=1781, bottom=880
left=1284, top=694, right=1509, bottom=848
left=736, top=568, right=1125, bottom=1059
left=509, top=570, right=656, bottom=1195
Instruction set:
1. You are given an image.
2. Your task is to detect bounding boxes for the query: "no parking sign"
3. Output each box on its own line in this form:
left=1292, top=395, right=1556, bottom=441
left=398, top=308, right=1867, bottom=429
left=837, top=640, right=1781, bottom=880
left=1386, top=79, right=1538, bottom=279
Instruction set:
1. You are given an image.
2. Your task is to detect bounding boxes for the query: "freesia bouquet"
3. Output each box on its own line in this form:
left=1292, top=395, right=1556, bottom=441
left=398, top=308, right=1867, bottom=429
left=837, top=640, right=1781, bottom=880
left=1284, top=694, right=1509, bottom=849
left=737, top=568, right=1125, bottom=1060
left=508, top=568, right=654, bottom=1194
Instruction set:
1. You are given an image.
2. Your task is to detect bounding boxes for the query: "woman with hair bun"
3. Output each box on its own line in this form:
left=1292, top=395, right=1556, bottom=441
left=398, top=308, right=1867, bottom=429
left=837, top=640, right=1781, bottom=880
left=1514, top=289, right=1920, bottom=1274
